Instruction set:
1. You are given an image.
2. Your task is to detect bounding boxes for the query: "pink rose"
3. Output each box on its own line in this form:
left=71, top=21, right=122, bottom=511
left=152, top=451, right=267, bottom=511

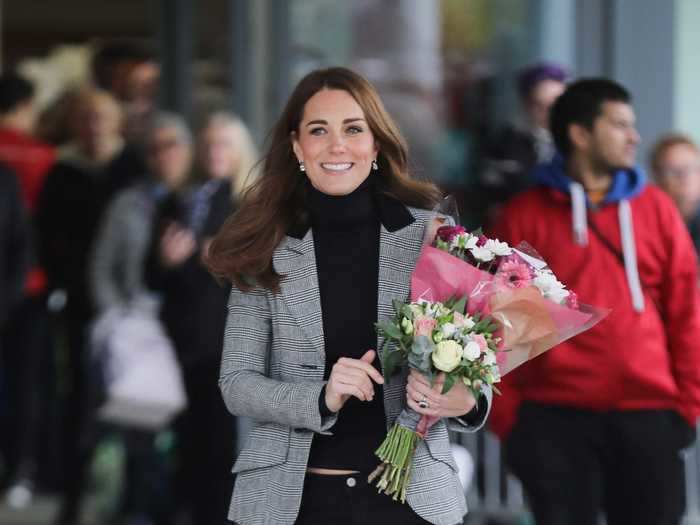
left=414, top=317, right=437, bottom=337
left=472, top=334, right=488, bottom=353
left=436, top=225, right=466, bottom=243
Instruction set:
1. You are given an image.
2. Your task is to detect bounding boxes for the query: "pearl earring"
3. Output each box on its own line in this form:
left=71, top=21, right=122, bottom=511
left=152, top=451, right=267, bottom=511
left=372, top=159, right=378, bottom=171
left=299, top=161, right=306, bottom=172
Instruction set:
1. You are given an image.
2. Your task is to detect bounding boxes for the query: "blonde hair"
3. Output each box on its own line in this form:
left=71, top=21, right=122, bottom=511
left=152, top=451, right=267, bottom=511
left=200, top=111, right=259, bottom=197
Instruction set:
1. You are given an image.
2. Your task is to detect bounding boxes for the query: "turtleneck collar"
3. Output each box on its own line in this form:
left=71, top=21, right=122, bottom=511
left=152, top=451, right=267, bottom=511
left=306, top=174, right=377, bottom=232
left=286, top=174, right=417, bottom=239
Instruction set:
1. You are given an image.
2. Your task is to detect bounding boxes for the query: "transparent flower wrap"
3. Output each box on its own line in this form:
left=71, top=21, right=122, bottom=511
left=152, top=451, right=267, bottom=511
left=410, top=241, right=609, bottom=376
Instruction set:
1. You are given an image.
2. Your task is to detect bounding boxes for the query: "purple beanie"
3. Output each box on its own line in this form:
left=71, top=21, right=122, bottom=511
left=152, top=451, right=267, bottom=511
left=517, top=62, right=568, bottom=99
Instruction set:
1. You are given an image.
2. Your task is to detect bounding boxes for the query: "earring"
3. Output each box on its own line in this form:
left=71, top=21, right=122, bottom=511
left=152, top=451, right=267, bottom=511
left=299, top=161, right=306, bottom=172
left=372, top=159, right=378, bottom=171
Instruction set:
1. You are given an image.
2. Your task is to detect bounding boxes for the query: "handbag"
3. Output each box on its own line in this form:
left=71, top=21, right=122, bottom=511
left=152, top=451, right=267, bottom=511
left=90, top=295, right=187, bottom=430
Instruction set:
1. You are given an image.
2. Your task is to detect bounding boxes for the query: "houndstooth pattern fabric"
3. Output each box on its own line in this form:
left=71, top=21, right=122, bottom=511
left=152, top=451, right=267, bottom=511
left=220, top=207, right=490, bottom=525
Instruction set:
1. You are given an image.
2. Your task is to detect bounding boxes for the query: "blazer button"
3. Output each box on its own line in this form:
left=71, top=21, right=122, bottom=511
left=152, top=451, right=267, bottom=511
left=346, top=477, right=356, bottom=488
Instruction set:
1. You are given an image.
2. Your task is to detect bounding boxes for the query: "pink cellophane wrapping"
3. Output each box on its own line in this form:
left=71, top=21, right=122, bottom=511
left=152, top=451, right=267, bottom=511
left=410, top=245, right=607, bottom=377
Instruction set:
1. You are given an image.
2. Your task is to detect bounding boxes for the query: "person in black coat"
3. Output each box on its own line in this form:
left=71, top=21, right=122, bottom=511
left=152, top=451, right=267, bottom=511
left=0, top=163, right=32, bottom=491
left=0, top=164, right=30, bottom=334
left=35, top=87, right=146, bottom=525
left=479, top=62, right=567, bottom=226
left=146, top=169, right=237, bottom=524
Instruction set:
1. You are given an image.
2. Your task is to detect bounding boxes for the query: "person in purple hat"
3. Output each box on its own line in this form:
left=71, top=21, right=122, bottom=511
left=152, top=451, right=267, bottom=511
left=480, top=62, right=568, bottom=225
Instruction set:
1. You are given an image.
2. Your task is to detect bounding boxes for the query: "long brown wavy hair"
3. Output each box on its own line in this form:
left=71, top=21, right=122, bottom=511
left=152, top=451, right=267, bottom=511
left=205, top=67, right=442, bottom=292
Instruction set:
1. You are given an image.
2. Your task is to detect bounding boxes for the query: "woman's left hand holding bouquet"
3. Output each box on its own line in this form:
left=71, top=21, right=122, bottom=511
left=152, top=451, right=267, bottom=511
left=406, top=369, right=477, bottom=418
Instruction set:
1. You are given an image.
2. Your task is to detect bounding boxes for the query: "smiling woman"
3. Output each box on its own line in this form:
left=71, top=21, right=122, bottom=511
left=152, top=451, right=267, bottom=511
left=205, top=67, right=488, bottom=525
left=292, top=89, right=378, bottom=196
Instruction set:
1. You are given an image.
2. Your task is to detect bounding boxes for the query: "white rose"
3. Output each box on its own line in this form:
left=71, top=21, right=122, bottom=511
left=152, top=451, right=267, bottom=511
left=482, top=351, right=497, bottom=366
left=432, top=340, right=463, bottom=372
left=440, top=322, right=457, bottom=338
left=470, top=246, right=495, bottom=262
left=462, top=341, right=481, bottom=361
left=484, top=239, right=512, bottom=256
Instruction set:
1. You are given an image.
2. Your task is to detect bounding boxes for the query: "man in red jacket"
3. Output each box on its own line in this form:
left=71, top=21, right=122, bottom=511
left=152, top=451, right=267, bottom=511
left=490, top=78, right=700, bottom=525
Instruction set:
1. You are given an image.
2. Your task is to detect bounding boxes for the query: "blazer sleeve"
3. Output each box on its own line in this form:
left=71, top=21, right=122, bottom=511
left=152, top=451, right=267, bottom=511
left=447, top=384, right=492, bottom=432
left=219, top=283, right=339, bottom=434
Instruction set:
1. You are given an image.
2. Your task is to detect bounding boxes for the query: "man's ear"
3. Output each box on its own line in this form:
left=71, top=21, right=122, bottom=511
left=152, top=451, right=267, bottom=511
left=569, top=123, right=591, bottom=152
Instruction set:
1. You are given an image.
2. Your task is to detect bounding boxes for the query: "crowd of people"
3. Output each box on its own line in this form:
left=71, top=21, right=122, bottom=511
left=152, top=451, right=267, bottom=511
left=0, top=41, right=699, bottom=525
left=0, top=41, right=258, bottom=525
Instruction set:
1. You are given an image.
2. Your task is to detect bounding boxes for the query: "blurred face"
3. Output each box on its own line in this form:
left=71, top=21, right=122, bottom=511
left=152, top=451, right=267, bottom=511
left=147, top=126, right=192, bottom=189
left=200, top=123, right=240, bottom=179
left=74, top=95, right=122, bottom=146
left=526, top=79, right=565, bottom=129
left=585, top=101, right=640, bottom=171
left=656, top=143, right=700, bottom=218
left=292, top=89, right=378, bottom=196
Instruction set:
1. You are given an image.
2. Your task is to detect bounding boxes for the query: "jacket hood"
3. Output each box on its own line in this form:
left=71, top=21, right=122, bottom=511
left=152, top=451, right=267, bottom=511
left=533, top=153, right=646, bottom=204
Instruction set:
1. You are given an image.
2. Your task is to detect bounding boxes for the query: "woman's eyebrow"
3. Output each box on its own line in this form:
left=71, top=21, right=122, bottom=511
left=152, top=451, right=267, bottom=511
left=304, top=117, right=366, bottom=127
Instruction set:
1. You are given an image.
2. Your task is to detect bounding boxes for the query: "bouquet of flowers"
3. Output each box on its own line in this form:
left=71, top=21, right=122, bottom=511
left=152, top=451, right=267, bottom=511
left=369, top=206, right=609, bottom=502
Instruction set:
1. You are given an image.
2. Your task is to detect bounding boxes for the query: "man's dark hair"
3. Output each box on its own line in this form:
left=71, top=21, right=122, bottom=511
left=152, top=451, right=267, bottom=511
left=91, top=40, right=155, bottom=90
left=550, top=78, right=631, bottom=157
left=0, top=73, right=35, bottom=114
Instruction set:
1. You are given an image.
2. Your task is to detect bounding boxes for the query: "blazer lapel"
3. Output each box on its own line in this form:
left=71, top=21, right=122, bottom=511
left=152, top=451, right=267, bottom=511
left=273, top=231, right=325, bottom=356
left=377, top=217, right=426, bottom=424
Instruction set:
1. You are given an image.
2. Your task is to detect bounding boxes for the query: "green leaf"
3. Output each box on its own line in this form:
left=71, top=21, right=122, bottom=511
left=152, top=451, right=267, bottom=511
left=382, top=347, right=404, bottom=379
left=452, top=296, right=467, bottom=315
left=441, top=373, right=456, bottom=395
left=392, top=299, right=405, bottom=316
left=379, top=321, right=403, bottom=340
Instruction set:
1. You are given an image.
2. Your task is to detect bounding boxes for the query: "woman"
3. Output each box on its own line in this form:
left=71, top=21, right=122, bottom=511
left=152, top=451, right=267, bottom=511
left=207, top=67, right=490, bottom=525
left=89, top=111, right=193, bottom=525
left=144, top=112, right=246, bottom=524
left=198, top=110, right=259, bottom=198
left=36, top=86, right=146, bottom=525
left=91, top=111, right=192, bottom=312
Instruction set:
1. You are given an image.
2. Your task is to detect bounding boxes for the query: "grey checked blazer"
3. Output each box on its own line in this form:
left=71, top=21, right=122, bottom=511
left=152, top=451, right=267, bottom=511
left=220, top=205, right=491, bottom=525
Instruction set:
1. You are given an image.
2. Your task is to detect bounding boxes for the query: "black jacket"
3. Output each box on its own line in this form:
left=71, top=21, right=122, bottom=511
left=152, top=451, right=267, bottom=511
left=0, top=164, right=31, bottom=325
left=146, top=180, right=235, bottom=368
left=36, top=146, right=145, bottom=317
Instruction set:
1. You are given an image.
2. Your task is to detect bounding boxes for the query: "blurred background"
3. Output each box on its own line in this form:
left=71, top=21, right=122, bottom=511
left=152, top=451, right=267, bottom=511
left=1, top=1, right=700, bottom=524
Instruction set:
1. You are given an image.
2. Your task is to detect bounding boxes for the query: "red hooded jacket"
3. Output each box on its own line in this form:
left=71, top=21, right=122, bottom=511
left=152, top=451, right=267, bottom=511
left=489, top=165, right=700, bottom=439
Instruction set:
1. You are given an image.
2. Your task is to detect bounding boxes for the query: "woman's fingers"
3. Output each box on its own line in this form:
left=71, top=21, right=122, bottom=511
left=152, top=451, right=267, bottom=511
left=337, top=356, right=384, bottom=385
left=332, top=370, right=374, bottom=401
left=406, top=379, right=441, bottom=410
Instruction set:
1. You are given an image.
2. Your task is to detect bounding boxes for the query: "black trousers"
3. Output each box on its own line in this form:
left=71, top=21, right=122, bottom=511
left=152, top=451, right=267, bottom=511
left=0, top=295, right=50, bottom=484
left=295, top=472, right=433, bottom=525
left=506, top=402, right=695, bottom=525
left=173, top=360, right=236, bottom=525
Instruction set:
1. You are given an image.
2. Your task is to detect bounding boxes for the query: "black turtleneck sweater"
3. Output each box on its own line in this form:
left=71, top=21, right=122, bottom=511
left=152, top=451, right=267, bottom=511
left=306, top=177, right=388, bottom=472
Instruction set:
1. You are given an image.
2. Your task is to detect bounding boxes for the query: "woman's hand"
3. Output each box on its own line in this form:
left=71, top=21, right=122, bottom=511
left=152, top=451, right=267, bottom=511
left=325, top=350, right=384, bottom=413
left=159, top=223, right=196, bottom=268
left=406, top=369, right=476, bottom=418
